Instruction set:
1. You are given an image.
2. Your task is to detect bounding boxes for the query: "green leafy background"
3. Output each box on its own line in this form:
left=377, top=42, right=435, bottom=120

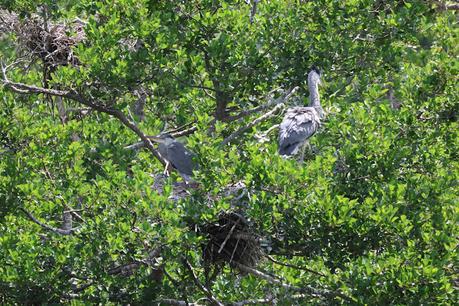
left=0, top=0, right=457, bottom=304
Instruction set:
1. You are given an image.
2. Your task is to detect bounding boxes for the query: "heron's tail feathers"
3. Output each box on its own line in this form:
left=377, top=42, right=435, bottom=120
left=279, top=142, right=302, bottom=157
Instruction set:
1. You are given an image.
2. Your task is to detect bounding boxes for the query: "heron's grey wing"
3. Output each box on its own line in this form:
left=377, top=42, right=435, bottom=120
left=278, top=107, right=319, bottom=156
left=165, top=141, right=195, bottom=176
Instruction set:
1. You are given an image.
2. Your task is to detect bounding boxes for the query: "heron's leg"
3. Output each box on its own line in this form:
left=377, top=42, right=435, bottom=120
left=163, top=161, right=171, bottom=176
left=298, top=142, right=305, bottom=163
left=298, top=141, right=311, bottom=163
left=180, top=173, right=193, bottom=185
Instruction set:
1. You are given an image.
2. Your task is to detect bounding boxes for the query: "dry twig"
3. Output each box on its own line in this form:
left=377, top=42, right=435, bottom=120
left=0, top=65, right=168, bottom=166
left=21, top=208, right=77, bottom=235
left=221, top=87, right=299, bottom=146
left=184, top=258, right=224, bottom=306
left=235, top=262, right=352, bottom=302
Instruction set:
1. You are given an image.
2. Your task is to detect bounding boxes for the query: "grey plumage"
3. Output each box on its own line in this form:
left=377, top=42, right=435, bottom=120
left=278, top=68, right=324, bottom=157
left=154, top=134, right=195, bottom=177
left=278, top=106, right=321, bottom=156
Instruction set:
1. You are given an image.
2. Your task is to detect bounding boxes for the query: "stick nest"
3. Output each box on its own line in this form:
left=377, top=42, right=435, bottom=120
left=0, top=10, right=85, bottom=68
left=202, top=211, right=262, bottom=270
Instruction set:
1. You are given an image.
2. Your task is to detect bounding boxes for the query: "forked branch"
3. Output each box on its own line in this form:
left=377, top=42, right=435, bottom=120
left=184, top=259, right=224, bottom=306
left=221, top=87, right=299, bottom=146
left=21, top=208, right=77, bottom=235
left=235, top=262, right=352, bottom=302
left=1, top=64, right=167, bottom=166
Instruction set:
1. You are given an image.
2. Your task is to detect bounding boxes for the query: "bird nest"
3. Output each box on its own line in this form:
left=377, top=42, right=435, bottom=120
left=0, top=10, right=84, bottom=68
left=202, top=211, right=262, bottom=270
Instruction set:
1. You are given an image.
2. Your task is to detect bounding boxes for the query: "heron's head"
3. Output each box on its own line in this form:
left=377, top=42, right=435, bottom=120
left=150, top=133, right=175, bottom=144
left=308, top=66, right=321, bottom=86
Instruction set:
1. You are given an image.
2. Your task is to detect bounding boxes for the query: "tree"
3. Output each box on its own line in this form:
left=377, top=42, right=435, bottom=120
left=1, top=0, right=457, bottom=304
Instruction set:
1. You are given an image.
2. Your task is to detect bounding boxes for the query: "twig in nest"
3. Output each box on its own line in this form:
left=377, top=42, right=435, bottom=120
left=218, top=218, right=239, bottom=254
left=202, top=212, right=262, bottom=270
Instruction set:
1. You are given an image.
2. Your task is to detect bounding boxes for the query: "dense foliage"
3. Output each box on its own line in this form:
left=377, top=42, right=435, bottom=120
left=0, top=0, right=458, bottom=304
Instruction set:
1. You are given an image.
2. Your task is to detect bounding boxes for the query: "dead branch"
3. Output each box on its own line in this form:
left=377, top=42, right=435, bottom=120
left=254, top=124, right=279, bottom=143
left=266, top=255, right=326, bottom=277
left=124, top=141, right=146, bottom=151
left=229, top=297, right=274, bottom=306
left=124, top=125, right=199, bottom=151
left=154, top=299, right=203, bottom=306
left=221, top=87, right=299, bottom=146
left=222, top=87, right=285, bottom=122
left=184, top=259, right=224, bottom=306
left=235, top=262, right=352, bottom=302
left=108, top=247, right=161, bottom=276
left=21, top=208, right=77, bottom=235
left=249, top=0, right=259, bottom=24
left=125, top=87, right=290, bottom=151
left=0, top=66, right=167, bottom=166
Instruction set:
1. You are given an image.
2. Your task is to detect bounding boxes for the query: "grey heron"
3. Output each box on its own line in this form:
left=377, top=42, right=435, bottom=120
left=278, top=67, right=324, bottom=158
left=150, top=134, right=196, bottom=181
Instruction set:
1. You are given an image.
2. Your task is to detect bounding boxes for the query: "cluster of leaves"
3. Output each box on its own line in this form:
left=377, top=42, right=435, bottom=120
left=1, top=0, right=457, bottom=304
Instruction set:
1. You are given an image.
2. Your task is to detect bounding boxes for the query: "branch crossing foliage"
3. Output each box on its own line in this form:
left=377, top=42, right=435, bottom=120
left=0, top=0, right=458, bottom=304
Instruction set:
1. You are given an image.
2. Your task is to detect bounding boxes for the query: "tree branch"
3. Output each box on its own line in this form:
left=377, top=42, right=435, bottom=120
left=1, top=66, right=167, bottom=166
left=153, top=299, right=203, bottom=306
left=266, top=255, right=326, bottom=277
left=234, top=262, right=352, bottom=302
left=221, top=87, right=299, bottom=146
left=20, top=208, right=77, bottom=235
left=183, top=259, right=224, bottom=306
left=222, top=87, right=285, bottom=123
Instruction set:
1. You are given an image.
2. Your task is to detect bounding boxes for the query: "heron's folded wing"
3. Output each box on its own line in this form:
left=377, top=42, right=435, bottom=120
left=167, top=142, right=195, bottom=176
left=279, top=108, right=318, bottom=148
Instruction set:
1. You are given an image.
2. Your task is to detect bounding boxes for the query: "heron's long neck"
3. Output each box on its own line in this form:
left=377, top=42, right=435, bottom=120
left=308, top=81, right=320, bottom=108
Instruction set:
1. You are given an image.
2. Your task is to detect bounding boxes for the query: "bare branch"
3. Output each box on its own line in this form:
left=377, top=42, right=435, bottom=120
left=184, top=259, right=224, bottom=306
left=222, top=87, right=285, bottom=122
left=254, top=124, right=279, bottom=143
left=221, top=87, right=299, bottom=146
left=108, top=247, right=161, bottom=276
left=229, top=297, right=274, bottom=306
left=266, top=255, right=326, bottom=277
left=171, top=125, right=198, bottom=138
left=124, top=141, right=146, bottom=151
left=124, top=126, right=199, bottom=151
left=249, top=0, right=259, bottom=24
left=235, top=262, right=352, bottom=302
left=0, top=68, right=167, bottom=166
left=154, top=299, right=203, bottom=306
left=21, top=208, right=77, bottom=235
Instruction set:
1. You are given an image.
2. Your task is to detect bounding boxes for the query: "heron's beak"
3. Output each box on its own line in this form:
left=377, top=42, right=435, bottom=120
left=149, top=136, right=165, bottom=143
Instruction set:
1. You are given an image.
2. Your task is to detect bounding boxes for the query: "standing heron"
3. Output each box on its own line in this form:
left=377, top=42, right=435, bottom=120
left=150, top=134, right=196, bottom=181
left=278, top=67, right=324, bottom=158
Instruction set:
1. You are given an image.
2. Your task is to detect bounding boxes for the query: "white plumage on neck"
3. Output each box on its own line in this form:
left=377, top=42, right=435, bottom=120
left=307, top=70, right=323, bottom=119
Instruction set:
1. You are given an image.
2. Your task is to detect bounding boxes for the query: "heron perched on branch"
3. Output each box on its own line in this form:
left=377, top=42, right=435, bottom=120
left=278, top=67, right=324, bottom=158
left=150, top=134, right=196, bottom=182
